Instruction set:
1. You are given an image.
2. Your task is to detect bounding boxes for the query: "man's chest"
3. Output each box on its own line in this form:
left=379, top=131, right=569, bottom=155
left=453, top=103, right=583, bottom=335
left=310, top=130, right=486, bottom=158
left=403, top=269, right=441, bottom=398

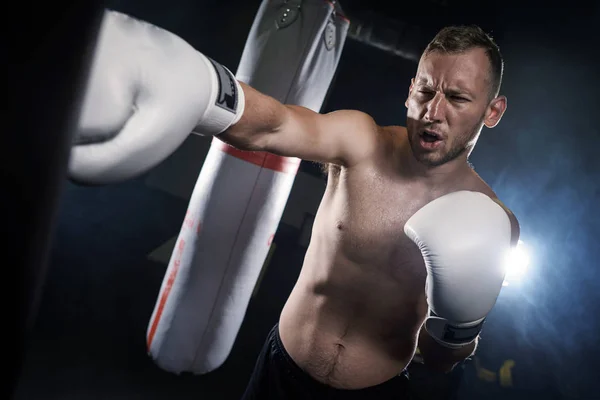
left=321, top=169, right=434, bottom=274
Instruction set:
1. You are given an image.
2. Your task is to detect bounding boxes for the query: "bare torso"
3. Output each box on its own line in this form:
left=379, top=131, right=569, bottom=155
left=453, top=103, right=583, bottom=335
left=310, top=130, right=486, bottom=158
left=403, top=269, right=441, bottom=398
left=278, top=126, right=495, bottom=389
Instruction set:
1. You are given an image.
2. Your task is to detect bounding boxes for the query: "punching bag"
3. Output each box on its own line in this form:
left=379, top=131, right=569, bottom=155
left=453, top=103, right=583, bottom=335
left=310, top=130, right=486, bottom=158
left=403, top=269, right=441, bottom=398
left=147, top=0, right=349, bottom=374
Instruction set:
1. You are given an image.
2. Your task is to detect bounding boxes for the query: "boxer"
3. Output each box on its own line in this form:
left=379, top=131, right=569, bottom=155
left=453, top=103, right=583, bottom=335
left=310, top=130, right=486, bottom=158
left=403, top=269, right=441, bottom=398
left=71, top=11, right=520, bottom=399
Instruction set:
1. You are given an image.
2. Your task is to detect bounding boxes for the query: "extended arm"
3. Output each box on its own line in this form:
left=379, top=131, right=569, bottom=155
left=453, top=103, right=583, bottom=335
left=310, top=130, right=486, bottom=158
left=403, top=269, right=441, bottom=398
left=219, top=82, right=380, bottom=166
left=69, top=10, right=380, bottom=185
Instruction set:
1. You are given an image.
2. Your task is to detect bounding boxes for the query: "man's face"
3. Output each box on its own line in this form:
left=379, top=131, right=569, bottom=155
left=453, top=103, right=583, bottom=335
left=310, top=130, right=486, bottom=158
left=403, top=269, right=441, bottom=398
left=405, top=47, right=505, bottom=167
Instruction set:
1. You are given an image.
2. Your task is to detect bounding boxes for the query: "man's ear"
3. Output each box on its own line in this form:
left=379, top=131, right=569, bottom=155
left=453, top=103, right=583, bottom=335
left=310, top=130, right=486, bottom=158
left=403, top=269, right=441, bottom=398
left=484, top=95, right=507, bottom=128
left=405, top=78, right=415, bottom=108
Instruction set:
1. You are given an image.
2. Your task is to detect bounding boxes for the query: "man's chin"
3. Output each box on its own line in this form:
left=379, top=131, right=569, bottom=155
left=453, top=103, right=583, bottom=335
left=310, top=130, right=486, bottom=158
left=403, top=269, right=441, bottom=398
left=415, top=154, right=446, bottom=168
left=414, top=146, right=469, bottom=169
left=409, top=143, right=445, bottom=167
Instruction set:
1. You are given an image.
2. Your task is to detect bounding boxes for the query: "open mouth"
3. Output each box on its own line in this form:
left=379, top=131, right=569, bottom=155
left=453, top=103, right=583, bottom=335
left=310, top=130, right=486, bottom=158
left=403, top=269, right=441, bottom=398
left=422, top=132, right=439, bottom=143
left=419, top=130, right=443, bottom=149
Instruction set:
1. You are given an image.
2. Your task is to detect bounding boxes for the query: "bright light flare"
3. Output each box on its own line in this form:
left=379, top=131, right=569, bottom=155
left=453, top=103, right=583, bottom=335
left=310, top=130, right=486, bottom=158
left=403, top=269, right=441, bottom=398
left=503, top=240, right=530, bottom=286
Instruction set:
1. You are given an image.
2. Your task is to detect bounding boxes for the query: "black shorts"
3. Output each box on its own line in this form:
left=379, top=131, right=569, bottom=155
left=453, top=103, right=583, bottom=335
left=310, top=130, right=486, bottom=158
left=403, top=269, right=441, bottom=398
left=241, top=323, right=412, bottom=400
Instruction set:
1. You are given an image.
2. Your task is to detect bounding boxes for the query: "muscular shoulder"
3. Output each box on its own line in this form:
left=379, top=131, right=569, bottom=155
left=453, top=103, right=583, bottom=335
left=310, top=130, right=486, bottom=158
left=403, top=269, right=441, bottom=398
left=361, top=123, right=406, bottom=165
left=322, top=109, right=378, bottom=137
left=319, top=110, right=392, bottom=167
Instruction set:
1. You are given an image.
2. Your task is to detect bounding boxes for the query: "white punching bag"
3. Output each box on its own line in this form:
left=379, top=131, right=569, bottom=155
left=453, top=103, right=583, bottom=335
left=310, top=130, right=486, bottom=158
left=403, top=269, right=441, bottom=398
left=147, top=0, right=349, bottom=374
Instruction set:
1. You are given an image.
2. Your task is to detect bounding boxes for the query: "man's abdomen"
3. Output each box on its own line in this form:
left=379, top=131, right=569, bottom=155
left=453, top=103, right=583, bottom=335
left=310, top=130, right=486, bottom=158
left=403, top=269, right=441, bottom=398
left=278, top=257, right=425, bottom=389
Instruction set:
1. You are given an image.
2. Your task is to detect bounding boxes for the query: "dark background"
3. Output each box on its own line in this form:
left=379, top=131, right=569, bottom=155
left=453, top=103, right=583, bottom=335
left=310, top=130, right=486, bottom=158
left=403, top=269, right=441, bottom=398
left=9, top=0, right=600, bottom=399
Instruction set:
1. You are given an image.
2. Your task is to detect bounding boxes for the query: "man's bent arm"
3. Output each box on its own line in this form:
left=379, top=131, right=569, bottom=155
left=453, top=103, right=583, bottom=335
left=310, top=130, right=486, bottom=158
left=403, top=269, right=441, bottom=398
left=406, top=194, right=521, bottom=374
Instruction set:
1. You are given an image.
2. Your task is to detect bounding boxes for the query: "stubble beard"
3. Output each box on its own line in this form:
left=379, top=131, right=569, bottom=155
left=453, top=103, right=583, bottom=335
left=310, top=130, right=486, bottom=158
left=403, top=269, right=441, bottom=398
left=408, top=117, right=484, bottom=168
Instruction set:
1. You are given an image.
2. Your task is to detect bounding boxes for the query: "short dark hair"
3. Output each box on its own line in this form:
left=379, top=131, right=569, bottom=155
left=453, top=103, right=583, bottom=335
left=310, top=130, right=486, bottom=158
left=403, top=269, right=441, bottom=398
left=422, top=25, right=504, bottom=98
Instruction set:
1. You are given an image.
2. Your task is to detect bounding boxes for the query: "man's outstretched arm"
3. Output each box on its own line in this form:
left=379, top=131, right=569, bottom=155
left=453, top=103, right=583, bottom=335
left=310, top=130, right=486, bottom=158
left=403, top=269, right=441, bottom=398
left=69, top=10, right=380, bottom=184
left=220, top=82, right=380, bottom=167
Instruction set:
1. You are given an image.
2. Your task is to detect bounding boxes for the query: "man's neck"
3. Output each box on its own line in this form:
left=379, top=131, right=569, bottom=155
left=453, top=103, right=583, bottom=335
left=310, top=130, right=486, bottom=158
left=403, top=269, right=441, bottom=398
left=403, top=149, right=472, bottom=188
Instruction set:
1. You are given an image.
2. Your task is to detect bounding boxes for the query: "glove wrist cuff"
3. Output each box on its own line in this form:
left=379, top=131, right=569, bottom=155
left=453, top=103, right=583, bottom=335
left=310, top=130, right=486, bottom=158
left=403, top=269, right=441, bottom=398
left=194, top=55, right=245, bottom=136
left=425, top=313, right=485, bottom=349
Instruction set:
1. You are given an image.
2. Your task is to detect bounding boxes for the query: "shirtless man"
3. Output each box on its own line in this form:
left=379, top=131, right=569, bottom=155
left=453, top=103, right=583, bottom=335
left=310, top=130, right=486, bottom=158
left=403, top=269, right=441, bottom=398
left=70, top=11, right=520, bottom=400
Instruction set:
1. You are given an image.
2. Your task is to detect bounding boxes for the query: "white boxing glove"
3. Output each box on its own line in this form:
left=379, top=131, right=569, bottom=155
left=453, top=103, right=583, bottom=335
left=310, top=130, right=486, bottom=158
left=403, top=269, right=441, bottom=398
left=69, top=9, right=245, bottom=185
left=404, top=191, right=514, bottom=348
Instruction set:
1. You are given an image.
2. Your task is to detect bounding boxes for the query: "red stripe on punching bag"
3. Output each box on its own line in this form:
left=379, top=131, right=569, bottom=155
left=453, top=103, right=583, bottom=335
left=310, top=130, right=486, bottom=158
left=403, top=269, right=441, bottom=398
left=147, top=238, right=186, bottom=350
left=212, top=138, right=301, bottom=174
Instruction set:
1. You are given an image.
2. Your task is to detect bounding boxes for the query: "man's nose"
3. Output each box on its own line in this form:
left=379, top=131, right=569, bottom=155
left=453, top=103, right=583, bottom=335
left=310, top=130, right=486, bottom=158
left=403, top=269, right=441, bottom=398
left=424, top=92, right=445, bottom=123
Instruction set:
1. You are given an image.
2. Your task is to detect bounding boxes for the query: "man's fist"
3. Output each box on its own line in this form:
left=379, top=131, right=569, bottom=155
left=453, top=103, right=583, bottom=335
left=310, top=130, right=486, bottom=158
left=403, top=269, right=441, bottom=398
left=404, top=190, right=513, bottom=348
left=69, top=10, right=244, bottom=185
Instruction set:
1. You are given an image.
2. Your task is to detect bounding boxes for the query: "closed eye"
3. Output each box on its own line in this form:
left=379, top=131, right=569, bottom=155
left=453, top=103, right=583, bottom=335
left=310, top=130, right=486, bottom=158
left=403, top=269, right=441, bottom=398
left=450, top=95, right=469, bottom=102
